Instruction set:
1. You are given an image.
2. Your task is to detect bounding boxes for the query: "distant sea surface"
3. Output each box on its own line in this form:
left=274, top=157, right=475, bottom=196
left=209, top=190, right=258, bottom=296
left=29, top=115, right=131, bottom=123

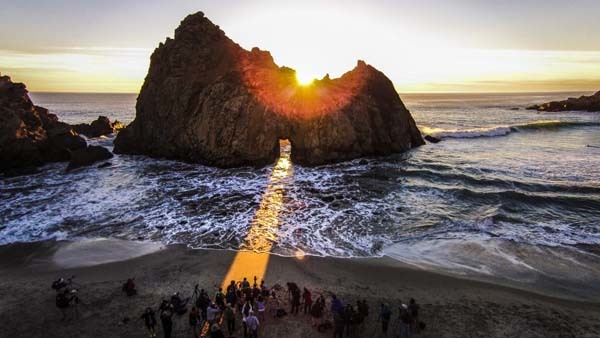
left=3, top=92, right=600, bottom=298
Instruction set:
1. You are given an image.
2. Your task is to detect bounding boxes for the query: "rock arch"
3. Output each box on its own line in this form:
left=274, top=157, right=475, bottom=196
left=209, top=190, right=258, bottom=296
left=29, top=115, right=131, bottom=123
left=114, top=12, right=424, bottom=167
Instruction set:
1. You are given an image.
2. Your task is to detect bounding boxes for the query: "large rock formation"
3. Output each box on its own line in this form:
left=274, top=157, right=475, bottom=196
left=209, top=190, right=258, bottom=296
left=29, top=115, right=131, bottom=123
left=114, top=12, right=424, bottom=167
left=527, top=91, right=600, bottom=112
left=0, top=74, right=87, bottom=172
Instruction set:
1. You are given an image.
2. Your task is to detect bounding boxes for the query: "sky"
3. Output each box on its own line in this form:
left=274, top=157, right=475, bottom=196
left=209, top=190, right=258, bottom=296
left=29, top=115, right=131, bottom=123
left=1, top=0, right=600, bottom=93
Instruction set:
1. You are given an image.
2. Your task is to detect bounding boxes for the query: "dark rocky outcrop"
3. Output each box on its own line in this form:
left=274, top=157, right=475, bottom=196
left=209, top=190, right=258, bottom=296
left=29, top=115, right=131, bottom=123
left=527, top=91, right=600, bottom=112
left=424, top=135, right=441, bottom=143
left=0, top=74, right=87, bottom=172
left=73, top=116, right=124, bottom=138
left=67, top=146, right=114, bottom=171
left=114, top=12, right=424, bottom=167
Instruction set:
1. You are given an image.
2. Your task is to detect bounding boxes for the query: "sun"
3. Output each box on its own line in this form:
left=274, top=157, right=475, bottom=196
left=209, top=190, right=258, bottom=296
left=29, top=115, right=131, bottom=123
left=295, top=70, right=316, bottom=86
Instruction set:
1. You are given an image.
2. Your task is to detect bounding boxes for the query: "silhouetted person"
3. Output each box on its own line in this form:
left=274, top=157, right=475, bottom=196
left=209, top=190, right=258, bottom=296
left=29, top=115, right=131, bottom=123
left=291, top=287, right=301, bottom=314
left=302, top=288, right=312, bottom=314
left=141, top=307, right=157, bottom=338
left=408, top=298, right=420, bottom=334
left=189, top=306, right=200, bottom=337
left=160, top=304, right=174, bottom=338
left=333, top=311, right=345, bottom=338
left=224, top=303, right=236, bottom=335
left=378, top=303, right=391, bottom=334
left=331, top=294, right=344, bottom=315
left=122, top=278, right=137, bottom=296
left=342, top=304, right=354, bottom=337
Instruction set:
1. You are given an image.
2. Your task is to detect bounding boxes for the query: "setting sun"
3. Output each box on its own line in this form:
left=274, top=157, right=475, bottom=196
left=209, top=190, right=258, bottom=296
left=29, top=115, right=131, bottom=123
left=295, top=70, right=317, bottom=86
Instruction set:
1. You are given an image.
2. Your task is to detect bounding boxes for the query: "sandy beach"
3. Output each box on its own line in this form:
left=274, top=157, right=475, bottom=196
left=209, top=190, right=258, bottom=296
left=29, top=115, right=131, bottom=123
left=0, top=239, right=599, bottom=338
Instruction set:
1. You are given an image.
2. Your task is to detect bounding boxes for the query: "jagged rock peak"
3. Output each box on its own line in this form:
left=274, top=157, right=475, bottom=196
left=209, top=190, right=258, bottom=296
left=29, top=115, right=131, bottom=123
left=114, top=12, right=424, bottom=167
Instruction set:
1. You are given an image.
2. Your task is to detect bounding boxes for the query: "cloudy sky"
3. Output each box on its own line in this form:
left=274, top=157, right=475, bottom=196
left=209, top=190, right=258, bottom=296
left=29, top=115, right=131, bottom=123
left=1, top=0, right=600, bottom=92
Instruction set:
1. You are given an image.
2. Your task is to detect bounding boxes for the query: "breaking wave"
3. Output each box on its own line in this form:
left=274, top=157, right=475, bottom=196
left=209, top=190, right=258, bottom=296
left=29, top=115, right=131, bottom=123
left=422, top=120, right=600, bottom=139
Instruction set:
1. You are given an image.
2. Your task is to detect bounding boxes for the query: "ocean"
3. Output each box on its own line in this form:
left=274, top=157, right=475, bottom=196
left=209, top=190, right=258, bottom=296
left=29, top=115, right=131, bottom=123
left=2, top=91, right=599, bottom=298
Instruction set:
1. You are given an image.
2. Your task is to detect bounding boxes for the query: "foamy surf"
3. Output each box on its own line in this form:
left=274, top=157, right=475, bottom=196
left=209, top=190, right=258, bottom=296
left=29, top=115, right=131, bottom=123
left=52, top=238, right=164, bottom=268
left=421, top=120, right=600, bottom=139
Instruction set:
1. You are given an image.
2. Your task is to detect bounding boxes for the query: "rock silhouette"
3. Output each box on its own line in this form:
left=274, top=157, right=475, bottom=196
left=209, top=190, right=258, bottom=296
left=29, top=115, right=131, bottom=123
left=67, top=145, right=114, bottom=171
left=527, top=91, right=600, bottom=112
left=0, top=74, right=87, bottom=172
left=114, top=12, right=424, bottom=167
left=73, top=116, right=124, bottom=138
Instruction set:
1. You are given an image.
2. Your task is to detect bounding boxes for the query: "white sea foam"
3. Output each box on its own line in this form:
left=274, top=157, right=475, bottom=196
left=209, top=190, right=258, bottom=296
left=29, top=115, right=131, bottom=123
left=2, top=92, right=600, bottom=298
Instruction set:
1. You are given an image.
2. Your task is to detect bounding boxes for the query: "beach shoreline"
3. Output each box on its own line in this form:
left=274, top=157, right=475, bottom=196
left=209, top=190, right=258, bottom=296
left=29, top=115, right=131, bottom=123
left=0, top=239, right=599, bottom=338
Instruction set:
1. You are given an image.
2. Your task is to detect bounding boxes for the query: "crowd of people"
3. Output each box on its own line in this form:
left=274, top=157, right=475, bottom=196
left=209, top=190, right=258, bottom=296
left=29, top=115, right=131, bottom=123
left=52, top=275, right=423, bottom=338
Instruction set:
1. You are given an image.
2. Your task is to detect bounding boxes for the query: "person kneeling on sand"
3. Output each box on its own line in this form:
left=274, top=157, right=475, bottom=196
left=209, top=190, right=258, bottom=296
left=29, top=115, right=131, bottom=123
left=122, top=278, right=137, bottom=296
left=55, top=289, right=76, bottom=320
left=246, top=310, right=260, bottom=338
left=210, top=323, right=226, bottom=338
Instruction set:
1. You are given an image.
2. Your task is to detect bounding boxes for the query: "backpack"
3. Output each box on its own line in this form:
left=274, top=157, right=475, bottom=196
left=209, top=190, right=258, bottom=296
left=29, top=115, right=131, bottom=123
left=276, top=308, right=287, bottom=318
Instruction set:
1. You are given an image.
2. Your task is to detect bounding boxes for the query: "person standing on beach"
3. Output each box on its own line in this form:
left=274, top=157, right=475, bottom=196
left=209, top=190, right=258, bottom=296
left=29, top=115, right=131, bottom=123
left=242, top=298, right=254, bottom=337
left=333, top=310, right=345, bottom=338
left=160, top=304, right=174, bottom=338
left=310, top=298, right=324, bottom=327
left=331, top=294, right=344, bottom=315
left=291, top=286, right=301, bottom=314
left=408, top=298, right=420, bottom=334
left=141, top=307, right=157, bottom=338
left=378, top=303, right=391, bottom=334
left=342, top=304, right=354, bottom=337
left=207, top=303, right=220, bottom=324
left=189, top=306, right=200, bottom=337
left=302, top=288, right=313, bottom=315
left=246, top=310, right=260, bottom=338
left=215, top=287, right=225, bottom=309
left=398, top=303, right=412, bottom=338
left=197, top=289, right=210, bottom=320
left=224, top=303, right=236, bottom=336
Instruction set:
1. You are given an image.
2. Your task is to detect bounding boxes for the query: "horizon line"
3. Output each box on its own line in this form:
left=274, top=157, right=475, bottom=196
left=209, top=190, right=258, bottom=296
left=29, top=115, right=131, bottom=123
left=30, top=89, right=597, bottom=95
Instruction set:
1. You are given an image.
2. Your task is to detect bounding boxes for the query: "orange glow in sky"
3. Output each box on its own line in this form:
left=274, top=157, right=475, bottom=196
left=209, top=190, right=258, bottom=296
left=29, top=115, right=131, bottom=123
left=1, top=1, right=600, bottom=93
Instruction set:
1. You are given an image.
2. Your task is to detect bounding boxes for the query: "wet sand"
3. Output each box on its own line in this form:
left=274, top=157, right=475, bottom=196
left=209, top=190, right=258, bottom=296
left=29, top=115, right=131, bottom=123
left=0, top=240, right=599, bottom=338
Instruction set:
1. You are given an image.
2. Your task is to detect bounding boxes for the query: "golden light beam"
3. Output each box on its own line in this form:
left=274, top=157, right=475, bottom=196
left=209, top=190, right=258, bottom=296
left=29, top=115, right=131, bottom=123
left=220, top=140, right=292, bottom=290
left=200, top=140, right=293, bottom=337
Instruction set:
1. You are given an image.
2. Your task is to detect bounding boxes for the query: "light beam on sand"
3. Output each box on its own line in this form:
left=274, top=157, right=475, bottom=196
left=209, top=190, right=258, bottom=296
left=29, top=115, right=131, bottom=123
left=219, top=140, right=292, bottom=290
left=200, top=140, right=292, bottom=337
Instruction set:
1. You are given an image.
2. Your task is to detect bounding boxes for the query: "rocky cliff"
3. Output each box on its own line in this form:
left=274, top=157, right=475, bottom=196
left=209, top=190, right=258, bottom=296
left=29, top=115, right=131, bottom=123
left=527, top=91, right=600, bottom=112
left=114, top=12, right=424, bottom=167
left=0, top=74, right=87, bottom=172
